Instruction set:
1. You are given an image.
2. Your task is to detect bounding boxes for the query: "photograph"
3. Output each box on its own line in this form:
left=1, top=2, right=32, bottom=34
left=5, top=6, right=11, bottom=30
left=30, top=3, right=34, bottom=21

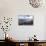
left=18, top=15, right=33, bottom=25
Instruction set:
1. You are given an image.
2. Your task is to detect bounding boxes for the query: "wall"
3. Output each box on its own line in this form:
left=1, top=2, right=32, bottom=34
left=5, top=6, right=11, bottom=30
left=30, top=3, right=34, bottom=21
left=0, top=0, right=46, bottom=40
left=44, top=15, right=46, bottom=40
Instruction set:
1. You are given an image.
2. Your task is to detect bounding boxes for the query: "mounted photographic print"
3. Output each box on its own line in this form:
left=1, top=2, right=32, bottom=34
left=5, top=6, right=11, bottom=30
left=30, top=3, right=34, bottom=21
left=18, top=15, right=34, bottom=25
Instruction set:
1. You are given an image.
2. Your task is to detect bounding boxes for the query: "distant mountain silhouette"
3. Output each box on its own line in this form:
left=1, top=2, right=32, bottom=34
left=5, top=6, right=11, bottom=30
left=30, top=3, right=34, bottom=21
left=19, top=19, right=33, bottom=25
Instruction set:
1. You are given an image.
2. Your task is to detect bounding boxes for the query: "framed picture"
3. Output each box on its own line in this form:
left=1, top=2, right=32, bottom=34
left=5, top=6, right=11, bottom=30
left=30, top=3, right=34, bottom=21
left=18, top=15, right=34, bottom=25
